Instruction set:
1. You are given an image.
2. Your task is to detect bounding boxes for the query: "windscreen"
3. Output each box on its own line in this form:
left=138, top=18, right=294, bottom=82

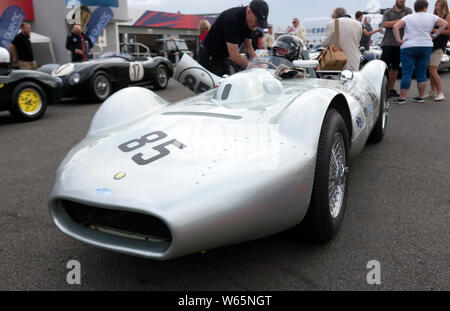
left=176, top=41, right=189, bottom=50
left=247, top=56, right=293, bottom=70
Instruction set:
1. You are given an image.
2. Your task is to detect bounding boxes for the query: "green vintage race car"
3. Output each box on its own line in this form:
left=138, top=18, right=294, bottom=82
left=0, top=47, right=63, bottom=121
left=38, top=51, right=173, bottom=102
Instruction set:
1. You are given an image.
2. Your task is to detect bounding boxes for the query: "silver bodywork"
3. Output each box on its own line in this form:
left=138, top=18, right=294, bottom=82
left=49, top=59, right=388, bottom=260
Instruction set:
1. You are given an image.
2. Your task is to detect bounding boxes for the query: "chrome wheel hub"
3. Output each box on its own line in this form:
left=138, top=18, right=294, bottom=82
left=328, top=132, right=348, bottom=219
left=158, top=68, right=167, bottom=86
left=95, top=76, right=110, bottom=98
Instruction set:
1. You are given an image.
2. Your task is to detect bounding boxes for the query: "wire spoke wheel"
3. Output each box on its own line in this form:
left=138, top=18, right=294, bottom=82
left=157, top=66, right=168, bottom=87
left=301, top=109, right=349, bottom=243
left=94, top=75, right=110, bottom=99
left=328, top=132, right=347, bottom=219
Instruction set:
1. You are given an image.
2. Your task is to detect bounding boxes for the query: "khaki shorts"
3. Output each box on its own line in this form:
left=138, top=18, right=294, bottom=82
left=17, top=60, right=38, bottom=70
left=429, top=49, right=444, bottom=67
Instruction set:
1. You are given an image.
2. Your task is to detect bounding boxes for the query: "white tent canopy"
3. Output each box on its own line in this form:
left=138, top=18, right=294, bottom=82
left=30, top=32, right=56, bottom=63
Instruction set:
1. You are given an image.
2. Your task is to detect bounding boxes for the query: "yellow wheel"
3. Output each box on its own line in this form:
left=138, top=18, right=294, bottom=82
left=10, top=81, right=47, bottom=121
left=18, top=88, right=42, bottom=115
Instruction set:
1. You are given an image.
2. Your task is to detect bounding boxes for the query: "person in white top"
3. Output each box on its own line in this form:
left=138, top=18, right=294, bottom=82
left=263, top=25, right=275, bottom=50
left=289, top=18, right=307, bottom=42
left=322, top=7, right=363, bottom=71
left=392, top=0, right=448, bottom=104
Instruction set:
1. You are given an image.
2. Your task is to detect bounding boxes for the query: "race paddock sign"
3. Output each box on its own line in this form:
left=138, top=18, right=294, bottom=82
left=0, top=6, right=25, bottom=49
left=174, top=54, right=221, bottom=94
left=86, top=6, right=114, bottom=43
left=0, top=0, right=33, bottom=20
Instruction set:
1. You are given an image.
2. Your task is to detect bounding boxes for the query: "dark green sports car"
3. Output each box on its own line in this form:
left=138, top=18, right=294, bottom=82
left=0, top=68, right=63, bottom=121
left=38, top=52, right=173, bottom=102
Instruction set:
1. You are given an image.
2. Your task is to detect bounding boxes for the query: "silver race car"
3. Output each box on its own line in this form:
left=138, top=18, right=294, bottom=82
left=49, top=54, right=389, bottom=260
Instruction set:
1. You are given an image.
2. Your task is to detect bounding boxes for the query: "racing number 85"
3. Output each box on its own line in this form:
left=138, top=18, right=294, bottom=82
left=118, top=131, right=186, bottom=165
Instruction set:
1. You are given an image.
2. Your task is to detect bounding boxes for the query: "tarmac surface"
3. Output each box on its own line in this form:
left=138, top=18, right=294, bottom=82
left=0, top=75, right=449, bottom=290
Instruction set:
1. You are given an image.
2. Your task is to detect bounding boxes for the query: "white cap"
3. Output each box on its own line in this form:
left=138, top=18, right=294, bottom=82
left=0, top=47, right=10, bottom=64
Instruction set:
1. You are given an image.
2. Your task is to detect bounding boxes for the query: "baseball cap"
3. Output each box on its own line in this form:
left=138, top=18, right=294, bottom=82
left=249, top=0, right=269, bottom=29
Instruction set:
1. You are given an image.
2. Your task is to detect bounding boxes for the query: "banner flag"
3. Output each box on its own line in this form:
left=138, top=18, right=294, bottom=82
left=0, top=6, right=25, bottom=49
left=86, top=6, right=113, bottom=43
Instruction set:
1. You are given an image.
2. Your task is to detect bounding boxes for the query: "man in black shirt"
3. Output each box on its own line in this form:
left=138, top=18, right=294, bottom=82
left=9, top=23, right=37, bottom=70
left=199, top=0, right=269, bottom=76
left=66, top=24, right=93, bottom=62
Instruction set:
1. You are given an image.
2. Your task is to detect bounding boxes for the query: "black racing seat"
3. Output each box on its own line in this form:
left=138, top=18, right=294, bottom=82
left=134, top=56, right=149, bottom=62
left=0, top=67, right=11, bottom=76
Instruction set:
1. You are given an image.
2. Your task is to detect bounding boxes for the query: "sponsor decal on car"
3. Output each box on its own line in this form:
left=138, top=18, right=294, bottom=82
left=114, top=172, right=126, bottom=180
left=356, top=117, right=363, bottom=128
left=96, top=188, right=112, bottom=196
left=129, top=62, right=144, bottom=82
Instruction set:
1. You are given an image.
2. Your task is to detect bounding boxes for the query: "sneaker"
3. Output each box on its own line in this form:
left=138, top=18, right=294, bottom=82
left=412, top=97, right=424, bottom=103
left=393, top=97, right=406, bottom=104
left=425, top=91, right=437, bottom=99
left=389, top=89, right=400, bottom=97
left=434, top=92, right=445, bottom=101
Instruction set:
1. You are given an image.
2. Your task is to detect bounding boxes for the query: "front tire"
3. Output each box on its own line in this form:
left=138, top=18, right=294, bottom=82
left=369, top=75, right=389, bottom=143
left=90, top=71, right=112, bottom=102
left=303, top=109, right=350, bottom=243
left=9, top=81, right=47, bottom=121
left=153, top=64, right=169, bottom=90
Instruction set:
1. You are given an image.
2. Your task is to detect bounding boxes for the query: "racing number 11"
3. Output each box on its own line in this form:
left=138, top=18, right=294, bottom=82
left=118, top=131, right=186, bottom=165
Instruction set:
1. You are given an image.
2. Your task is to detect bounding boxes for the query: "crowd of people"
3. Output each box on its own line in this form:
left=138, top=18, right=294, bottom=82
left=197, top=0, right=449, bottom=104
left=6, top=0, right=449, bottom=103
left=319, top=0, right=449, bottom=103
left=8, top=22, right=96, bottom=68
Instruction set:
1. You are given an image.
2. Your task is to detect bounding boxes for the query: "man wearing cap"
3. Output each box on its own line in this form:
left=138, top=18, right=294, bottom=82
left=199, top=0, right=269, bottom=76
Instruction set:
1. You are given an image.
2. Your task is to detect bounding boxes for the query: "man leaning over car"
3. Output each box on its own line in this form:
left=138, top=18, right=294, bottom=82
left=199, top=0, right=269, bottom=76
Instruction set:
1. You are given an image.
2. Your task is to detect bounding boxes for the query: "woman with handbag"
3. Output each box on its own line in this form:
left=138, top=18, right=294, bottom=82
left=322, top=7, right=363, bottom=71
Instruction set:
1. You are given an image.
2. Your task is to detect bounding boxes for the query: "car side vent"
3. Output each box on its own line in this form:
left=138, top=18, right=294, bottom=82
left=221, top=84, right=232, bottom=100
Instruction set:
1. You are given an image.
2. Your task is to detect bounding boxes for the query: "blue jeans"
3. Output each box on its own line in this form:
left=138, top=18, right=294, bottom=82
left=400, top=47, right=432, bottom=90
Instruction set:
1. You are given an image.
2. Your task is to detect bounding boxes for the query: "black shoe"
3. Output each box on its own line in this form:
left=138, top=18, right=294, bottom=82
left=412, top=97, right=424, bottom=103
left=389, top=89, right=400, bottom=97
left=392, top=97, right=406, bottom=105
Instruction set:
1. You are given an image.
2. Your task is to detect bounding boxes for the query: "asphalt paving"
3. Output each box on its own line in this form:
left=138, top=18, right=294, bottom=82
left=0, top=75, right=449, bottom=290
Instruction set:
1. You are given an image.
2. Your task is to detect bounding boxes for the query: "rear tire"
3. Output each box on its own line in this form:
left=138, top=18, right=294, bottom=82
left=9, top=81, right=47, bottom=121
left=153, top=64, right=169, bottom=90
left=90, top=71, right=112, bottom=102
left=302, top=109, right=350, bottom=243
left=369, top=75, right=389, bottom=143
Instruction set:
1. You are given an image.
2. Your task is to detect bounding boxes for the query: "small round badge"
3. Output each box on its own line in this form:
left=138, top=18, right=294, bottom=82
left=114, top=172, right=126, bottom=180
